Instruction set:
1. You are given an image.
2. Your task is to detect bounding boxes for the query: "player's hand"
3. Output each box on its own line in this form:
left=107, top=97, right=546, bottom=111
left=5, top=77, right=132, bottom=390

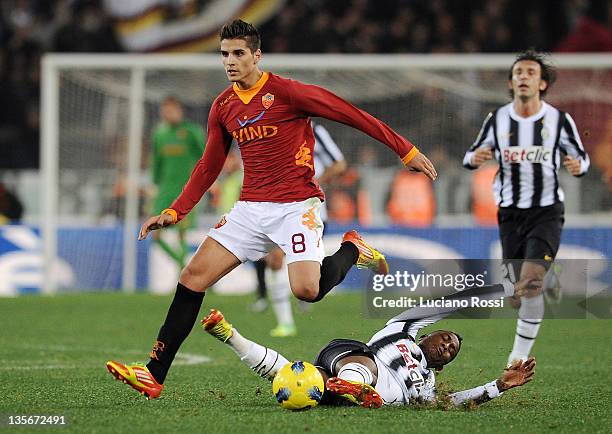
left=407, top=152, right=437, bottom=181
left=496, top=357, right=536, bottom=391
left=563, top=156, right=582, bottom=176
left=471, top=148, right=493, bottom=167
left=513, top=278, right=543, bottom=298
left=138, top=213, right=174, bottom=240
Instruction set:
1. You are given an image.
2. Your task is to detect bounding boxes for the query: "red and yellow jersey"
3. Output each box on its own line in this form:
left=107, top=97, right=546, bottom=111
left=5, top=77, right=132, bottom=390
left=168, top=72, right=418, bottom=222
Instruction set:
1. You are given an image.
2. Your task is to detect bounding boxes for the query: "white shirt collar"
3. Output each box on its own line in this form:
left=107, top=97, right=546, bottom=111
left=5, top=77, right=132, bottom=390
left=509, top=101, right=548, bottom=122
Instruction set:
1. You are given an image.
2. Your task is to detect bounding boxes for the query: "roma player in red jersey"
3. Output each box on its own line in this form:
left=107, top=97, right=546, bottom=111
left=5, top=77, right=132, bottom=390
left=106, top=19, right=437, bottom=399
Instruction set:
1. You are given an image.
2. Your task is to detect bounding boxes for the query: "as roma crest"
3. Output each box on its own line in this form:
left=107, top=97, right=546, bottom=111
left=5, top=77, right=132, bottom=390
left=262, top=93, right=275, bottom=109
left=214, top=215, right=227, bottom=229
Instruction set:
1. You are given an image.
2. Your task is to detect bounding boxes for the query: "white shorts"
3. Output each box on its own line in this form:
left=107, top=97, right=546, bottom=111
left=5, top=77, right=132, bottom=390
left=208, top=198, right=325, bottom=264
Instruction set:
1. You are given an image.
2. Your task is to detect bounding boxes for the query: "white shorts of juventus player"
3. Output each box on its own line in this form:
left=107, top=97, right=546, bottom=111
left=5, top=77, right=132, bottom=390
left=208, top=197, right=325, bottom=264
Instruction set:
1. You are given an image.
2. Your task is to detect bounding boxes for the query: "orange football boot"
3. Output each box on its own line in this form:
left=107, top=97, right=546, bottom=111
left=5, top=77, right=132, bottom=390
left=342, top=230, right=389, bottom=274
left=326, top=377, right=383, bottom=408
left=201, top=309, right=233, bottom=342
left=106, top=360, right=163, bottom=399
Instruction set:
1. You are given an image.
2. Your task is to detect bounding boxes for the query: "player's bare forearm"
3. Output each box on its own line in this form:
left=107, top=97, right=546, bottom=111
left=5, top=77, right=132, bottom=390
left=138, top=213, right=174, bottom=240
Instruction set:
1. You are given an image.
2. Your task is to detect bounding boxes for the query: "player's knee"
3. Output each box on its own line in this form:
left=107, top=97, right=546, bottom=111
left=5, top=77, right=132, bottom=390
left=524, top=287, right=543, bottom=298
left=520, top=265, right=546, bottom=298
left=292, top=282, right=320, bottom=302
left=179, top=265, right=207, bottom=292
left=266, top=249, right=284, bottom=271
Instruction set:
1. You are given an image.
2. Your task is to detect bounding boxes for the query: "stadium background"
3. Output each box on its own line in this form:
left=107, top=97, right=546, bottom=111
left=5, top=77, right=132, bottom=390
left=0, top=0, right=609, bottom=295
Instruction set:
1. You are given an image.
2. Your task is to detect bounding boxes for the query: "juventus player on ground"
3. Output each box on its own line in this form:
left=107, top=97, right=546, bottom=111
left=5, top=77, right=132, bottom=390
left=201, top=278, right=537, bottom=408
left=106, top=19, right=436, bottom=399
left=463, top=50, right=590, bottom=366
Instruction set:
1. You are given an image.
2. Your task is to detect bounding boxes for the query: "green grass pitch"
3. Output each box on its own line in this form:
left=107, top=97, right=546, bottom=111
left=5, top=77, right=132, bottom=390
left=1, top=292, right=610, bottom=433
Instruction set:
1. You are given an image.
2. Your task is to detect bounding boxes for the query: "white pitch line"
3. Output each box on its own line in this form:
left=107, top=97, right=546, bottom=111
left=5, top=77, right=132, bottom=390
left=0, top=352, right=211, bottom=371
left=0, top=364, right=80, bottom=371
left=173, top=353, right=211, bottom=366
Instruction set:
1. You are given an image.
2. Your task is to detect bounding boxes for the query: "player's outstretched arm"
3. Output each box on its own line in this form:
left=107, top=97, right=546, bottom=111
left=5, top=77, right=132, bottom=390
left=156, top=101, right=232, bottom=226
left=289, top=81, right=437, bottom=180
left=447, top=357, right=535, bottom=406
left=138, top=213, right=174, bottom=240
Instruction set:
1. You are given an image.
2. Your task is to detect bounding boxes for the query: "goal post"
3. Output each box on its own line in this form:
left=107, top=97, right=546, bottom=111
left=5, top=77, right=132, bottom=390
left=40, top=53, right=612, bottom=294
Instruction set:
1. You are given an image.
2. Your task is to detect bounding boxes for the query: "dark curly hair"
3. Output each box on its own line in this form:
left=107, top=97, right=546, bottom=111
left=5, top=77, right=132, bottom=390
left=219, top=19, right=261, bottom=53
left=508, top=49, right=556, bottom=99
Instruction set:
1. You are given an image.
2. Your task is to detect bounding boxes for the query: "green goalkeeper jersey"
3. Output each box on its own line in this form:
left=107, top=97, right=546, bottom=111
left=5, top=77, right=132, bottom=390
left=151, top=120, right=205, bottom=218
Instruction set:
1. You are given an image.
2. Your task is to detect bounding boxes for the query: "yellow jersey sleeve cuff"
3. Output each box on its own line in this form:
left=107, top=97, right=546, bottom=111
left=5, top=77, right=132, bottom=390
left=401, top=147, right=420, bottom=165
left=161, top=208, right=178, bottom=224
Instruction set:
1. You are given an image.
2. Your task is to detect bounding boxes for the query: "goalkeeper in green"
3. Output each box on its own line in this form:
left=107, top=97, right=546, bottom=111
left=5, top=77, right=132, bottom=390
left=150, top=96, right=205, bottom=268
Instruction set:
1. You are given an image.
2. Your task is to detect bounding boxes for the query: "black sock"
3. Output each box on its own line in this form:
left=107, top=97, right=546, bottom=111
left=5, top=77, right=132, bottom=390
left=255, top=259, right=267, bottom=299
left=313, top=242, right=359, bottom=302
left=147, top=283, right=205, bottom=384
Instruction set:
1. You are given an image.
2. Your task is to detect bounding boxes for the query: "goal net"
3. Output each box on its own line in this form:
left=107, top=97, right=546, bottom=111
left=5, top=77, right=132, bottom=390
left=40, top=54, right=612, bottom=292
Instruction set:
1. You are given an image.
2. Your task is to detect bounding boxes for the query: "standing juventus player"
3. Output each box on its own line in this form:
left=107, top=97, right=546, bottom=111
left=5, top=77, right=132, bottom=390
left=106, top=19, right=437, bottom=399
left=463, top=50, right=590, bottom=365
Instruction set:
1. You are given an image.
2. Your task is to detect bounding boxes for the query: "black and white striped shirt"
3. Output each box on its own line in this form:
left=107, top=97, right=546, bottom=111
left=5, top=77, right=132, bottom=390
left=366, top=317, right=440, bottom=404
left=366, top=310, right=505, bottom=406
left=463, top=102, right=590, bottom=208
left=365, top=283, right=515, bottom=406
left=312, top=123, right=345, bottom=180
